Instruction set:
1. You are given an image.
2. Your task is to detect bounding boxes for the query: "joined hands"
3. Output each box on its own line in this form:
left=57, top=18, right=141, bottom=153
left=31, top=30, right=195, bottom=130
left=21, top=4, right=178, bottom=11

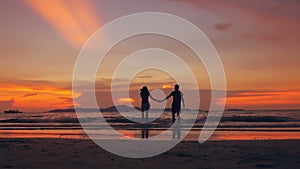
left=150, top=95, right=166, bottom=103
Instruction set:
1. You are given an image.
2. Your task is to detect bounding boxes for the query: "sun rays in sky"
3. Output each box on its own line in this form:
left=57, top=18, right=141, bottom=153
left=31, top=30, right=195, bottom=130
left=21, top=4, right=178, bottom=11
left=0, top=1, right=299, bottom=111
left=26, top=0, right=101, bottom=48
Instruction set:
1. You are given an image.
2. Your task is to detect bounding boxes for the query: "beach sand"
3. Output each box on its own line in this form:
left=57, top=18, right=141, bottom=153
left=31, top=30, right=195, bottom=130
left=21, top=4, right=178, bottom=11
left=0, top=139, right=299, bottom=169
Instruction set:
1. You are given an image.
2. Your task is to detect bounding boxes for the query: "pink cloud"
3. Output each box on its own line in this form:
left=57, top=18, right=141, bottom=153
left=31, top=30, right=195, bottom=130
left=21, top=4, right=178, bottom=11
left=172, top=0, right=300, bottom=43
left=214, top=23, right=232, bottom=31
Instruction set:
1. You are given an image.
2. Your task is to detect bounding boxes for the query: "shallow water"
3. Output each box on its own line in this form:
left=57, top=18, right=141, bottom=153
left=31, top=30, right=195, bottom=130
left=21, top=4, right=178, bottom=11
left=0, top=110, right=299, bottom=140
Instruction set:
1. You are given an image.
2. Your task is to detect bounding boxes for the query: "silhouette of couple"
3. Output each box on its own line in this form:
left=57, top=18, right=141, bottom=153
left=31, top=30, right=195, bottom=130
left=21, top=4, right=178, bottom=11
left=140, top=84, right=185, bottom=123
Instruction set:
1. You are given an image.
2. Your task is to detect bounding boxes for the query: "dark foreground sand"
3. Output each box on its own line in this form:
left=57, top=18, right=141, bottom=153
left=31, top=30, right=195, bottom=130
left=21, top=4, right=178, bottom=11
left=0, top=139, right=299, bottom=169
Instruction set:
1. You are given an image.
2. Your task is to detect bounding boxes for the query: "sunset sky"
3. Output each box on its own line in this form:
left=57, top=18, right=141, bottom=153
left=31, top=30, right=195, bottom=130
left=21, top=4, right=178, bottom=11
left=0, top=0, right=299, bottom=112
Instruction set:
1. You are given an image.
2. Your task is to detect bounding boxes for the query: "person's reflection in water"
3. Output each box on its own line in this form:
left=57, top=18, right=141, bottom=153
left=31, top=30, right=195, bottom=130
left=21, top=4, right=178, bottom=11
left=172, top=114, right=181, bottom=139
left=141, top=124, right=149, bottom=139
left=141, top=128, right=149, bottom=139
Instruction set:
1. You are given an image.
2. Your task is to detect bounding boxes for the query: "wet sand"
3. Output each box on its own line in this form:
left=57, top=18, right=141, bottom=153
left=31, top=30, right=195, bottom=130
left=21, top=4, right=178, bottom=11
left=0, top=139, right=299, bottom=169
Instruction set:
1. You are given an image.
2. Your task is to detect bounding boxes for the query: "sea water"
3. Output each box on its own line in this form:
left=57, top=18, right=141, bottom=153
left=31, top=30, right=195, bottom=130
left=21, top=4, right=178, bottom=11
left=0, top=110, right=299, bottom=140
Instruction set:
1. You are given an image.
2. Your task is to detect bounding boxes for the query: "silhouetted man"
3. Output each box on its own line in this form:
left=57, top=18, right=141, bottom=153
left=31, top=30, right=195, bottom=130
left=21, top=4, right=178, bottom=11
left=165, top=84, right=185, bottom=123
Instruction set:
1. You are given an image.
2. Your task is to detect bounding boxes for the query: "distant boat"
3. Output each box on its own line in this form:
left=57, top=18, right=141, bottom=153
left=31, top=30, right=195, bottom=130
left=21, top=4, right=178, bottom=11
left=3, top=109, right=23, bottom=114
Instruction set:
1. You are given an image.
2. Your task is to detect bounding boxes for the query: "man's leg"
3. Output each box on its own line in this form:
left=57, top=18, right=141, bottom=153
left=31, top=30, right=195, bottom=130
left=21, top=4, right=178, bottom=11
left=177, top=106, right=181, bottom=116
left=172, top=111, right=176, bottom=123
left=142, top=129, right=145, bottom=138
left=145, top=129, right=149, bottom=138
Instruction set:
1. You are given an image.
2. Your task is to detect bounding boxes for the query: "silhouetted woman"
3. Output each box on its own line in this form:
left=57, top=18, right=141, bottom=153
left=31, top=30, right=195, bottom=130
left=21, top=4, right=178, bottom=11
left=140, top=86, right=150, bottom=122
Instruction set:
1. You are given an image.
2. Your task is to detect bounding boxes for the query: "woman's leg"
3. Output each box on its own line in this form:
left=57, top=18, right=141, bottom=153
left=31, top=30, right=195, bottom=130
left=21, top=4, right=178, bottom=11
left=172, top=111, right=176, bottom=123
left=145, top=110, right=148, bottom=122
left=141, top=111, right=144, bottom=119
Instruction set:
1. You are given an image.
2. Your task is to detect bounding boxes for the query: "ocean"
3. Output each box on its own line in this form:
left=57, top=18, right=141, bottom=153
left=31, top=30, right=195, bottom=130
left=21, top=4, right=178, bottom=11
left=0, top=110, right=299, bottom=140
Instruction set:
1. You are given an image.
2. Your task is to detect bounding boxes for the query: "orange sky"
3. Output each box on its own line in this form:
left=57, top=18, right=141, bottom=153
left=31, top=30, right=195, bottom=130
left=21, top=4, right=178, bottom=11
left=0, top=0, right=299, bottom=112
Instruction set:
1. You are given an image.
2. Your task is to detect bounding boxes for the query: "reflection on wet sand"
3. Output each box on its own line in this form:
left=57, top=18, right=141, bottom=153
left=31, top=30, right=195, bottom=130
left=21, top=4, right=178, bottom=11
left=141, top=128, right=149, bottom=139
left=1, top=125, right=300, bottom=141
left=172, top=116, right=181, bottom=139
left=140, top=115, right=182, bottom=139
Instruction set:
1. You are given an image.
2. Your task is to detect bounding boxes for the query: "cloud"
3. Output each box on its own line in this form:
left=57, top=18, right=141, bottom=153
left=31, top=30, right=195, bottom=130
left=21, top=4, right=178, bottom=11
left=171, top=0, right=300, bottom=43
left=0, top=80, right=77, bottom=112
left=74, top=88, right=300, bottom=110
left=136, top=75, right=153, bottom=79
left=214, top=23, right=232, bottom=31
left=58, top=97, right=73, bottom=102
left=20, top=93, right=38, bottom=98
left=1, top=79, right=71, bottom=90
left=223, top=90, right=300, bottom=109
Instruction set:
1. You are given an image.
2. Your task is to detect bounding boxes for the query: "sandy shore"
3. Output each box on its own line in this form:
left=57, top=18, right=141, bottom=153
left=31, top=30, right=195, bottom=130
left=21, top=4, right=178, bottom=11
left=0, top=139, right=299, bottom=169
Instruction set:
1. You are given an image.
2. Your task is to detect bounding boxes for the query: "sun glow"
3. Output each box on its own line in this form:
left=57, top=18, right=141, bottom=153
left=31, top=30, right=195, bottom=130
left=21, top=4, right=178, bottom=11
left=118, top=98, right=135, bottom=103
left=162, top=85, right=173, bottom=89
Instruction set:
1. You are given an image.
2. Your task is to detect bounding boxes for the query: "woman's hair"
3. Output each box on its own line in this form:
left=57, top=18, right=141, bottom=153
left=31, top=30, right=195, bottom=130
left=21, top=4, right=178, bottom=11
left=140, top=86, right=150, bottom=95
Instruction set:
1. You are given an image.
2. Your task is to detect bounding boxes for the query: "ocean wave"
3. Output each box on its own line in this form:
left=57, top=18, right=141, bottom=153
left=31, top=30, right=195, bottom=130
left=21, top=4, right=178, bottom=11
left=220, top=116, right=295, bottom=122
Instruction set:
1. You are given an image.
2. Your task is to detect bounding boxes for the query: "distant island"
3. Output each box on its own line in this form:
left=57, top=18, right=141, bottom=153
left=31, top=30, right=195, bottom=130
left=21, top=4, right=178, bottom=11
left=3, top=109, right=23, bottom=114
left=225, top=108, right=245, bottom=111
